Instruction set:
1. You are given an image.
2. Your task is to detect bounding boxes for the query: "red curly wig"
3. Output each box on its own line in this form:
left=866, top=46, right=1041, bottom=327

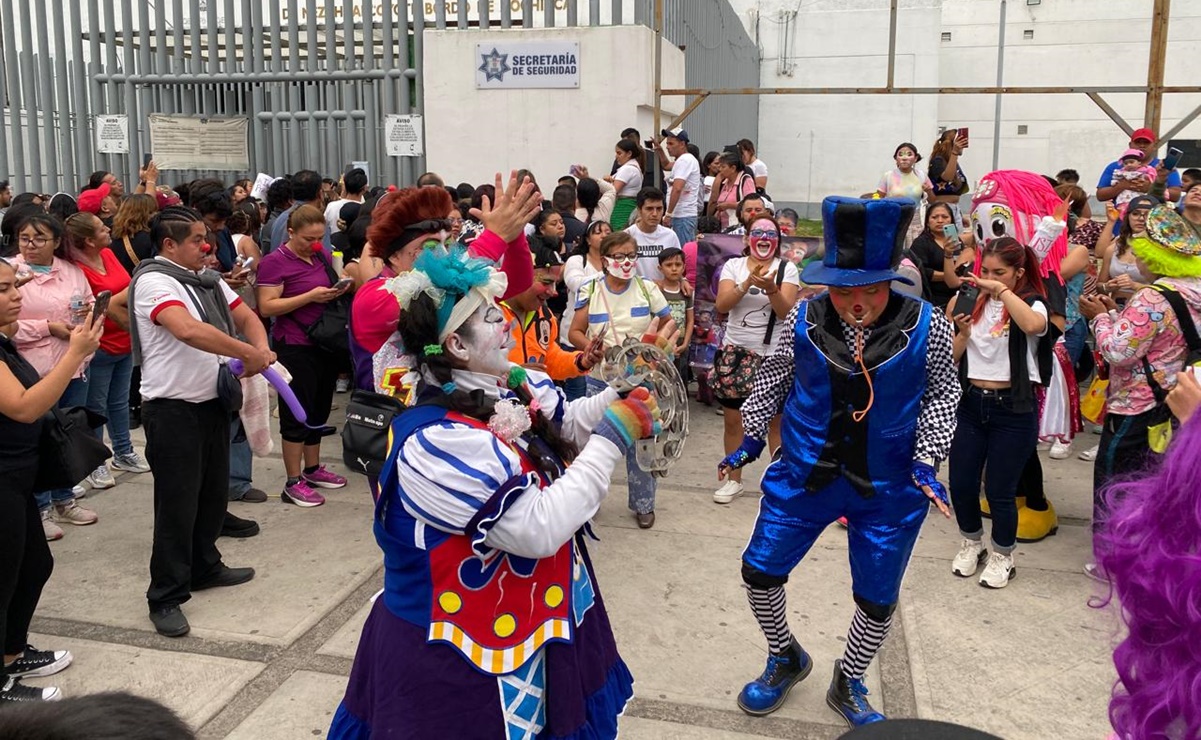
left=368, top=186, right=454, bottom=262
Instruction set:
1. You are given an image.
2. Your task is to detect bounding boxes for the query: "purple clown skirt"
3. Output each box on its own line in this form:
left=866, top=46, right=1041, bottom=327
left=328, top=568, right=632, bottom=739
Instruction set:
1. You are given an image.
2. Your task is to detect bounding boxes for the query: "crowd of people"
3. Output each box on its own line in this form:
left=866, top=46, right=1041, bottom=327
left=1, top=122, right=1200, bottom=737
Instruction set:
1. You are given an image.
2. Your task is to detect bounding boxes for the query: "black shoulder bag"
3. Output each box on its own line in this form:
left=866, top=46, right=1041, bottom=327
left=306, top=251, right=352, bottom=354
left=36, top=406, right=112, bottom=492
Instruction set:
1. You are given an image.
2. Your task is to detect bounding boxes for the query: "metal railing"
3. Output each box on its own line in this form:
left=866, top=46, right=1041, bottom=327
left=0, top=0, right=758, bottom=192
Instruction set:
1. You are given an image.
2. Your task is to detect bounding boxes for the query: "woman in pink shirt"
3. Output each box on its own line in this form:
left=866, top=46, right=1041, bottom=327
left=708, top=152, right=758, bottom=231
left=9, top=213, right=99, bottom=538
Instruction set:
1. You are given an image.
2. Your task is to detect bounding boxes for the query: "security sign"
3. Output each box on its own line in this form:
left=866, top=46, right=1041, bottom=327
left=475, top=41, right=580, bottom=90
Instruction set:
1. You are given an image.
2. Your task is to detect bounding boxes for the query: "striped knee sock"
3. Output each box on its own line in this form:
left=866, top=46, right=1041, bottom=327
left=746, top=585, right=793, bottom=655
left=841, top=607, right=892, bottom=680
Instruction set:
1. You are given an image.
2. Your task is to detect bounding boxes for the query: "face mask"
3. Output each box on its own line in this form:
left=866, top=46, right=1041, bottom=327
left=606, top=256, right=637, bottom=280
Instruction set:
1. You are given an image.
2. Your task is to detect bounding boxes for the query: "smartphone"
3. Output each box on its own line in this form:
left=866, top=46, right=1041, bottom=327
left=952, top=284, right=980, bottom=318
left=954, top=262, right=971, bottom=278
left=333, top=277, right=354, bottom=292
left=142, top=152, right=153, bottom=168
left=1163, top=146, right=1184, bottom=171
left=90, top=290, right=112, bottom=327
left=942, top=223, right=960, bottom=242
left=957, top=127, right=969, bottom=146
left=238, top=256, right=255, bottom=271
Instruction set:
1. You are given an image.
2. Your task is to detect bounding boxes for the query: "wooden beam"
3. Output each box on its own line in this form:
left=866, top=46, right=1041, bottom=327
left=1144, top=0, right=1170, bottom=132
left=666, top=91, right=711, bottom=131
left=1086, top=92, right=1135, bottom=137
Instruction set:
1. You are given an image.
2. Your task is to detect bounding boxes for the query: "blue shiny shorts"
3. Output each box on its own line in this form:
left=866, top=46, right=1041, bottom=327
left=742, top=467, right=929, bottom=606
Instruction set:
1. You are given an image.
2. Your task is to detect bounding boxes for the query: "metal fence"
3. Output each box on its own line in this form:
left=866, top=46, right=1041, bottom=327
left=0, top=0, right=757, bottom=194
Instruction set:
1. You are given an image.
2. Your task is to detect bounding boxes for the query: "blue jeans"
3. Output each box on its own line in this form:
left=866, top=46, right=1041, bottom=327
left=86, top=349, right=134, bottom=456
left=229, top=418, right=253, bottom=500
left=948, top=387, right=1039, bottom=552
left=670, top=216, right=697, bottom=246
left=35, top=377, right=90, bottom=511
left=1063, top=320, right=1087, bottom=366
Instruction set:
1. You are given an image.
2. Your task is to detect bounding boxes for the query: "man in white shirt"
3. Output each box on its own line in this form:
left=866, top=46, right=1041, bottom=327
left=624, top=187, right=681, bottom=280
left=130, top=206, right=275, bottom=639
left=324, top=167, right=368, bottom=234
left=655, top=129, right=702, bottom=246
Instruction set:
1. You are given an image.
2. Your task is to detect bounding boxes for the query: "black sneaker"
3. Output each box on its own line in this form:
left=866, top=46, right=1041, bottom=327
left=193, top=565, right=255, bottom=591
left=3, top=645, right=72, bottom=678
left=149, top=605, right=190, bottom=637
left=220, top=512, right=260, bottom=538
left=232, top=487, right=269, bottom=504
left=0, top=676, right=61, bottom=702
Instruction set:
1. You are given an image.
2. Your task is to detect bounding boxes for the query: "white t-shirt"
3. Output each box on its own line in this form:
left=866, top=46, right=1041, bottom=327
left=748, top=158, right=769, bottom=182
left=613, top=161, right=643, bottom=197
left=719, top=257, right=801, bottom=355
left=624, top=224, right=681, bottom=281
left=575, top=276, right=672, bottom=351
left=965, top=297, right=1048, bottom=383
left=668, top=152, right=702, bottom=219
left=324, top=198, right=361, bottom=234
left=134, top=260, right=243, bottom=403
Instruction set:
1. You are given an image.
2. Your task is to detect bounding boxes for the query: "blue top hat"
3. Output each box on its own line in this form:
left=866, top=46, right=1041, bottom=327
left=801, top=196, right=916, bottom=288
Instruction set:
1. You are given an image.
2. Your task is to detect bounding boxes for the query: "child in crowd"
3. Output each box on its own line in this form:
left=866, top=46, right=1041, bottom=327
left=655, top=247, right=695, bottom=382
left=1112, top=149, right=1158, bottom=208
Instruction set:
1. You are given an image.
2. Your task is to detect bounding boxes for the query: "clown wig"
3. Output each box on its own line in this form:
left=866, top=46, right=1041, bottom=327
left=972, top=170, right=1069, bottom=279
left=1094, top=414, right=1201, bottom=739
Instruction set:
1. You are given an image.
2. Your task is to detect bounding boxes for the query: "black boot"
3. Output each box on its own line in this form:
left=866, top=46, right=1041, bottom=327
left=826, top=659, right=885, bottom=727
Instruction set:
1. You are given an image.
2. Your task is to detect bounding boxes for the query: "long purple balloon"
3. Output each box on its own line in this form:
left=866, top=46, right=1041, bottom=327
left=227, top=359, right=322, bottom=428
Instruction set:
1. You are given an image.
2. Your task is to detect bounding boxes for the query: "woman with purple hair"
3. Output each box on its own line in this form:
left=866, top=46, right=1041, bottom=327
left=1095, top=379, right=1201, bottom=739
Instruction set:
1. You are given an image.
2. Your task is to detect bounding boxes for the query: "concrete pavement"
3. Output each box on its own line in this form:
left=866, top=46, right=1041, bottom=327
left=20, top=397, right=1115, bottom=739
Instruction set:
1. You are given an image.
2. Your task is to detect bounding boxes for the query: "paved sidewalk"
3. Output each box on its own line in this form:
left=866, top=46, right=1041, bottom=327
left=22, top=398, right=1114, bottom=738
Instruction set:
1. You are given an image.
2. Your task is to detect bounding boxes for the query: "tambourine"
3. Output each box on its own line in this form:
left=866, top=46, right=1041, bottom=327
left=595, top=338, right=688, bottom=475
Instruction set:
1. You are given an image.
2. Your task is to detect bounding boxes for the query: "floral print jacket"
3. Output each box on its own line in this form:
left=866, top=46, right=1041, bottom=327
left=1091, top=276, right=1201, bottom=415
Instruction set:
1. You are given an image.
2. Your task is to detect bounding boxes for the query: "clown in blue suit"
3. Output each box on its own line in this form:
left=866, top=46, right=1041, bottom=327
left=719, top=196, right=961, bottom=726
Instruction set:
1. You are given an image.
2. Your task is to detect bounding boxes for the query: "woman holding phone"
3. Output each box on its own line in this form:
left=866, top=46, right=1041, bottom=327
left=255, top=205, right=350, bottom=508
left=909, top=202, right=975, bottom=309
left=947, top=238, right=1051, bottom=589
left=65, top=212, right=150, bottom=489
left=7, top=214, right=99, bottom=539
left=928, top=129, right=971, bottom=218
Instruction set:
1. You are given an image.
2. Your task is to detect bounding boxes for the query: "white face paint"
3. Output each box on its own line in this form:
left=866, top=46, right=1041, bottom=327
left=457, top=302, right=514, bottom=378
left=605, top=255, right=638, bottom=280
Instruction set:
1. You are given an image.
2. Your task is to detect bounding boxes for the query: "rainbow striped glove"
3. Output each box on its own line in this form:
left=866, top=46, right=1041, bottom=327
left=641, top=332, right=676, bottom=357
left=594, top=387, right=662, bottom=450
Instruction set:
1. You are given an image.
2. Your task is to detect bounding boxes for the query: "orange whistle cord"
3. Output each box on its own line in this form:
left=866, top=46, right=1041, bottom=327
left=851, top=325, right=875, bottom=423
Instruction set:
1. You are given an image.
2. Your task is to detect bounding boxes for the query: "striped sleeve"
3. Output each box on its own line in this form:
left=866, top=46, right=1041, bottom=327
left=395, top=422, right=527, bottom=534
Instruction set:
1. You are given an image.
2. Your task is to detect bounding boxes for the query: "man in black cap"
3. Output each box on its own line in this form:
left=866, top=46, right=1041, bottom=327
left=500, top=243, right=603, bottom=380
left=654, top=129, right=702, bottom=246
left=719, top=196, right=960, bottom=727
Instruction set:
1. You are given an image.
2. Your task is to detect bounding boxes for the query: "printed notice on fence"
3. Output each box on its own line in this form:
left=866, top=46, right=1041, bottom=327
left=149, top=115, right=250, bottom=171
left=385, top=114, right=423, bottom=157
left=476, top=41, right=580, bottom=89
left=95, top=115, right=129, bottom=154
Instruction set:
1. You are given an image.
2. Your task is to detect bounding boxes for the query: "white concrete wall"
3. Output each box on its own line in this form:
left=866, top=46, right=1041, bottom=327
left=726, top=0, right=1201, bottom=209
left=423, top=24, right=685, bottom=186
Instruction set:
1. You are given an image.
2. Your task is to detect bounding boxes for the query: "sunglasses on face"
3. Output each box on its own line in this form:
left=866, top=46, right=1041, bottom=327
left=749, top=229, right=779, bottom=239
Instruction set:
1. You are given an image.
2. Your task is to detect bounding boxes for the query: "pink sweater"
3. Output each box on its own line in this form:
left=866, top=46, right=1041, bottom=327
left=10, top=256, right=94, bottom=378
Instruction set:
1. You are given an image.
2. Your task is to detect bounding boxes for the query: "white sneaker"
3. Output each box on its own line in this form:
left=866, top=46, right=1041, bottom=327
left=41, top=509, right=64, bottom=542
left=713, top=479, right=745, bottom=504
left=86, top=465, right=116, bottom=490
left=1048, top=440, right=1071, bottom=460
left=52, top=501, right=98, bottom=526
left=111, top=451, right=151, bottom=474
left=951, top=539, right=987, bottom=577
left=714, top=406, right=724, bottom=416
left=1035, top=440, right=1052, bottom=452
left=979, top=551, right=1016, bottom=589
left=335, top=377, right=351, bottom=393
left=1078, top=444, right=1099, bottom=462
left=71, top=484, right=87, bottom=499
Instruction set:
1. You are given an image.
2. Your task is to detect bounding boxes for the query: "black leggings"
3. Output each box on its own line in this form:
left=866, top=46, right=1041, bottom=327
left=275, top=341, right=339, bottom=445
left=0, top=465, right=53, bottom=656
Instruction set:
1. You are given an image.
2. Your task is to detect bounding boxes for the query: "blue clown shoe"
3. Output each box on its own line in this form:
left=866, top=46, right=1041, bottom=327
left=826, top=659, right=885, bottom=726
left=736, top=639, right=813, bottom=716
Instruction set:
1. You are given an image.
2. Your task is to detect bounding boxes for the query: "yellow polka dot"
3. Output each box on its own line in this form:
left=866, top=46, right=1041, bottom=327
left=438, top=591, right=462, bottom=615
left=494, top=613, right=517, bottom=638
left=544, top=585, right=564, bottom=609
